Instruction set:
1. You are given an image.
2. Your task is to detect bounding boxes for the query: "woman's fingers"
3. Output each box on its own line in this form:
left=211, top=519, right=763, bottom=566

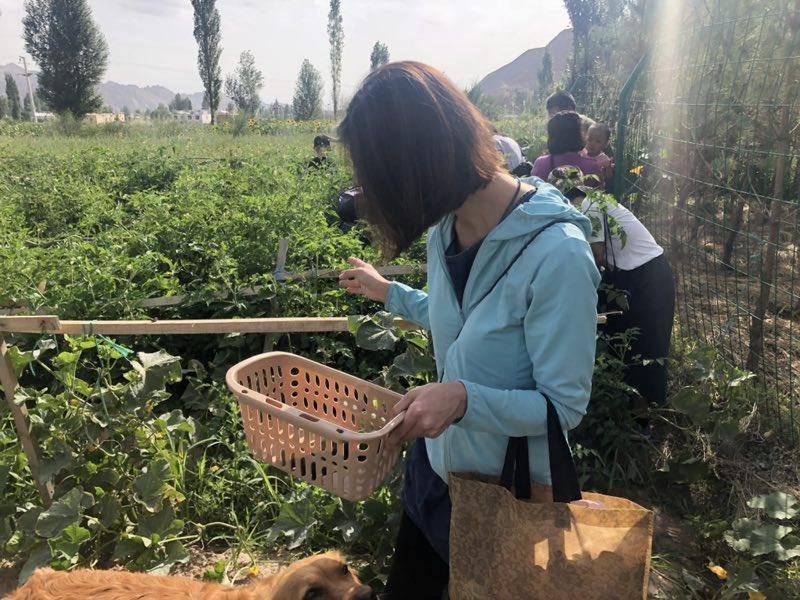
left=339, top=267, right=362, bottom=281
left=387, top=388, right=421, bottom=446
left=390, top=389, right=418, bottom=417
left=347, top=256, right=369, bottom=268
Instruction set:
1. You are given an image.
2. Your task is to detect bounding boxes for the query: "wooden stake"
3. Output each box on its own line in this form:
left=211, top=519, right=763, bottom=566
left=274, top=238, right=290, bottom=282
left=0, top=335, right=53, bottom=505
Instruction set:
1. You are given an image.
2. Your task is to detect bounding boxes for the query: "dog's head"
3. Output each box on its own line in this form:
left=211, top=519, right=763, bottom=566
left=254, top=552, right=374, bottom=600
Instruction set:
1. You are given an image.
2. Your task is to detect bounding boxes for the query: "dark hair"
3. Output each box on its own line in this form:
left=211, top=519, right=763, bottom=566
left=338, top=61, right=503, bottom=256
left=545, top=90, right=577, bottom=113
left=313, top=135, right=331, bottom=148
left=589, top=123, right=612, bottom=142
left=547, top=111, right=585, bottom=156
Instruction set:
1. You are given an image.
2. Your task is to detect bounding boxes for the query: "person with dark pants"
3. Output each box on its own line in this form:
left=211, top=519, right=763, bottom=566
left=337, top=62, right=600, bottom=599
left=546, top=166, right=676, bottom=410
left=603, top=254, right=676, bottom=408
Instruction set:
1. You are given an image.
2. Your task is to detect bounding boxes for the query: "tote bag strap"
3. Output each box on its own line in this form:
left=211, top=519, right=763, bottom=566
left=500, top=393, right=582, bottom=503
left=438, top=210, right=562, bottom=385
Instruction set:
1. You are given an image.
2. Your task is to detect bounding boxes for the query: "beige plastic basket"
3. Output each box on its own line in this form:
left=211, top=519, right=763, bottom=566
left=226, top=352, right=405, bottom=502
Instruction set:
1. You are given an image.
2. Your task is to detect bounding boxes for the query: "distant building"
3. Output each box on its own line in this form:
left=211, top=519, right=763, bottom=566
left=215, top=111, right=233, bottom=124
left=84, top=113, right=126, bottom=125
left=173, top=109, right=212, bottom=124
left=34, top=112, right=56, bottom=122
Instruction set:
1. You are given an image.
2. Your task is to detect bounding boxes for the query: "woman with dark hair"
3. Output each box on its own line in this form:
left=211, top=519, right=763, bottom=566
left=532, top=110, right=604, bottom=183
left=337, top=62, right=600, bottom=599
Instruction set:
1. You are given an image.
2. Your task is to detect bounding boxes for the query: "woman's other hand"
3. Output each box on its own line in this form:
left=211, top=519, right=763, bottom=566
left=388, top=382, right=467, bottom=446
left=339, top=257, right=392, bottom=303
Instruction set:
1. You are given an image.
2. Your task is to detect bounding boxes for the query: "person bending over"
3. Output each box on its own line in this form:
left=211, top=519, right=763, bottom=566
left=550, top=167, right=676, bottom=413
left=337, top=61, right=600, bottom=599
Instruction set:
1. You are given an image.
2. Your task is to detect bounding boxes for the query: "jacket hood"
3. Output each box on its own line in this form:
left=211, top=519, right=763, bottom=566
left=490, top=179, right=593, bottom=242
left=437, top=179, right=593, bottom=247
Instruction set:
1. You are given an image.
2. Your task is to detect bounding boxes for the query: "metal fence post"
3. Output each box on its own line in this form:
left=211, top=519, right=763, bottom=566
left=613, top=53, right=649, bottom=200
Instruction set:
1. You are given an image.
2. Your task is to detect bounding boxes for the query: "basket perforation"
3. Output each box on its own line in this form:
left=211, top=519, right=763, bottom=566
left=227, top=352, right=403, bottom=501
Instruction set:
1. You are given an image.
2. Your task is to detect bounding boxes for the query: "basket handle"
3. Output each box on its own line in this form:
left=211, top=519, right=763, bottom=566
left=232, top=382, right=405, bottom=441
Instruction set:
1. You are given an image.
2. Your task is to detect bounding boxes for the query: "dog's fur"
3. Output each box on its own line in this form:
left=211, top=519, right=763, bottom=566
left=8, top=551, right=374, bottom=600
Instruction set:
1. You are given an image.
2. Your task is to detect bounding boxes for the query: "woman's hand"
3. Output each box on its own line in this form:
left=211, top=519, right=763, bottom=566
left=339, top=257, right=392, bottom=304
left=388, top=382, right=467, bottom=446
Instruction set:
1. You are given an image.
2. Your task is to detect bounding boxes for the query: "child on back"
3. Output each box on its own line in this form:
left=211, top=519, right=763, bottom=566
left=582, top=123, right=614, bottom=190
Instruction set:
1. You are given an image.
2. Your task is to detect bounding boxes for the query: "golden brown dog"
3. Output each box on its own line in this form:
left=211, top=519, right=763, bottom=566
left=8, top=551, right=375, bottom=600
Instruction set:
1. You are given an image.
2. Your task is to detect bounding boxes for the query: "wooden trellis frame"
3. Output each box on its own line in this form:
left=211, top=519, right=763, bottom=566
left=0, top=312, right=611, bottom=506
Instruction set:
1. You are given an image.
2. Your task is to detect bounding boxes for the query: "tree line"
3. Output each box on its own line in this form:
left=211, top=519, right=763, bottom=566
left=5, top=0, right=392, bottom=123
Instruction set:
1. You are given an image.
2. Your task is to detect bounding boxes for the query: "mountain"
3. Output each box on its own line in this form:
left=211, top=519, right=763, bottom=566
left=477, top=29, right=573, bottom=99
left=0, top=63, right=216, bottom=112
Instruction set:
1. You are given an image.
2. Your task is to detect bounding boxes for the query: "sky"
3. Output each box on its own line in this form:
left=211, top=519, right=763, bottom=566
left=0, top=0, right=571, bottom=105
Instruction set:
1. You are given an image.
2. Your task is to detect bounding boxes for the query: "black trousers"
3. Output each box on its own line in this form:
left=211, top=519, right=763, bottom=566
left=603, top=254, right=676, bottom=406
left=383, top=512, right=449, bottom=600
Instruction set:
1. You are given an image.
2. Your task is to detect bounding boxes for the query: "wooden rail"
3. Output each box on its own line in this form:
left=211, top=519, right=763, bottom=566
left=0, top=310, right=611, bottom=506
left=0, top=316, right=419, bottom=335
left=140, top=264, right=425, bottom=308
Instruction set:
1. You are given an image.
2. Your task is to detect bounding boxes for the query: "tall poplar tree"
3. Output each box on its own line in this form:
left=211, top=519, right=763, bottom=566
left=327, top=0, right=344, bottom=118
left=191, top=0, right=222, bottom=124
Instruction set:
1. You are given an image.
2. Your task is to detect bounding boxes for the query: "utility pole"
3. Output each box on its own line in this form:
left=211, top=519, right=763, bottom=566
left=19, top=56, right=38, bottom=123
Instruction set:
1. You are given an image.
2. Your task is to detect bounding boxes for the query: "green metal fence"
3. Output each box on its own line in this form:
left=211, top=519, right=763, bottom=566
left=583, top=0, right=800, bottom=441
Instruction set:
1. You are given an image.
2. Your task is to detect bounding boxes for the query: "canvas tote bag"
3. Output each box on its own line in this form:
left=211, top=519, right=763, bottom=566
left=449, top=398, right=654, bottom=600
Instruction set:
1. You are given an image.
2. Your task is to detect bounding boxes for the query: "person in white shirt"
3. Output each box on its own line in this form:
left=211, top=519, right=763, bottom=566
left=493, top=133, right=527, bottom=174
left=548, top=167, right=676, bottom=412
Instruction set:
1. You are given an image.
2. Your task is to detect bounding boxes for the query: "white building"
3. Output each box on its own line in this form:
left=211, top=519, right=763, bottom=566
left=173, top=110, right=212, bottom=125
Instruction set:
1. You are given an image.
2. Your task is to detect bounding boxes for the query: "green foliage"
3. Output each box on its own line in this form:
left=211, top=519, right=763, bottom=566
left=466, top=83, right=501, bottom=120
left=2, top=333, right=402, bottom=584
left=225, top=51, right=264, bottom=115
left=169, top=94, right=192, bottom=112
left=370, top=42, right=390, bottom=71
left=724, top=493, right=800, bottom=561
left=292, top=60, right=324, bottom=122
left=23, top=0, right=109, bottom=117
left=537, top=49, right=554, bottom=99
left=5, top=73, right=21, bottom=120
left=327, top=0, right=344, bottom=118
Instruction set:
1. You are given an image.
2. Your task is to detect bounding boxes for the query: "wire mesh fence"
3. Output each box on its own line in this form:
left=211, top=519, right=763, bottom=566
left=584, top=0, right=800, bottom=442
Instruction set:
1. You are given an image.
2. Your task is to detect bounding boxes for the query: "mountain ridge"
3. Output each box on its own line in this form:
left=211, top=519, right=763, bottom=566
left=478, top=28, right=573, bottom=100
left=0, top=63, right=214, bottom=112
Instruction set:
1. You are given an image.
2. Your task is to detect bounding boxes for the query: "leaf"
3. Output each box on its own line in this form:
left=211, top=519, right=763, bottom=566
left=18, top=543, right=51, bottom=586
left=35, top=488, right=92, bottom=539
left=48, top=523, right=90, bottom=563
left=129, top=351, right=182, bottom=400
left=268, top=492, right=317, bottom=550
left=113, top=536, right=145, bottom=561
left=138, top=505, right=183, bottom=539
left=133, top=459, right=170, bottom=512
left=355, top=320, right=398, bottom=351
left=38, top=449, right=73, bottom=484
left=97, top=494, right=122, bottom=528
left=747, top=492, right=799, bottom=520
left=347, top=315, right=368, bottom=335
left=54, top=351, right=80, bottom=367
left=147, top=540, right=189, bottom=575
left=670, top=388, right=710, bottom=424
left=153, top=410, right=196, bottom=438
